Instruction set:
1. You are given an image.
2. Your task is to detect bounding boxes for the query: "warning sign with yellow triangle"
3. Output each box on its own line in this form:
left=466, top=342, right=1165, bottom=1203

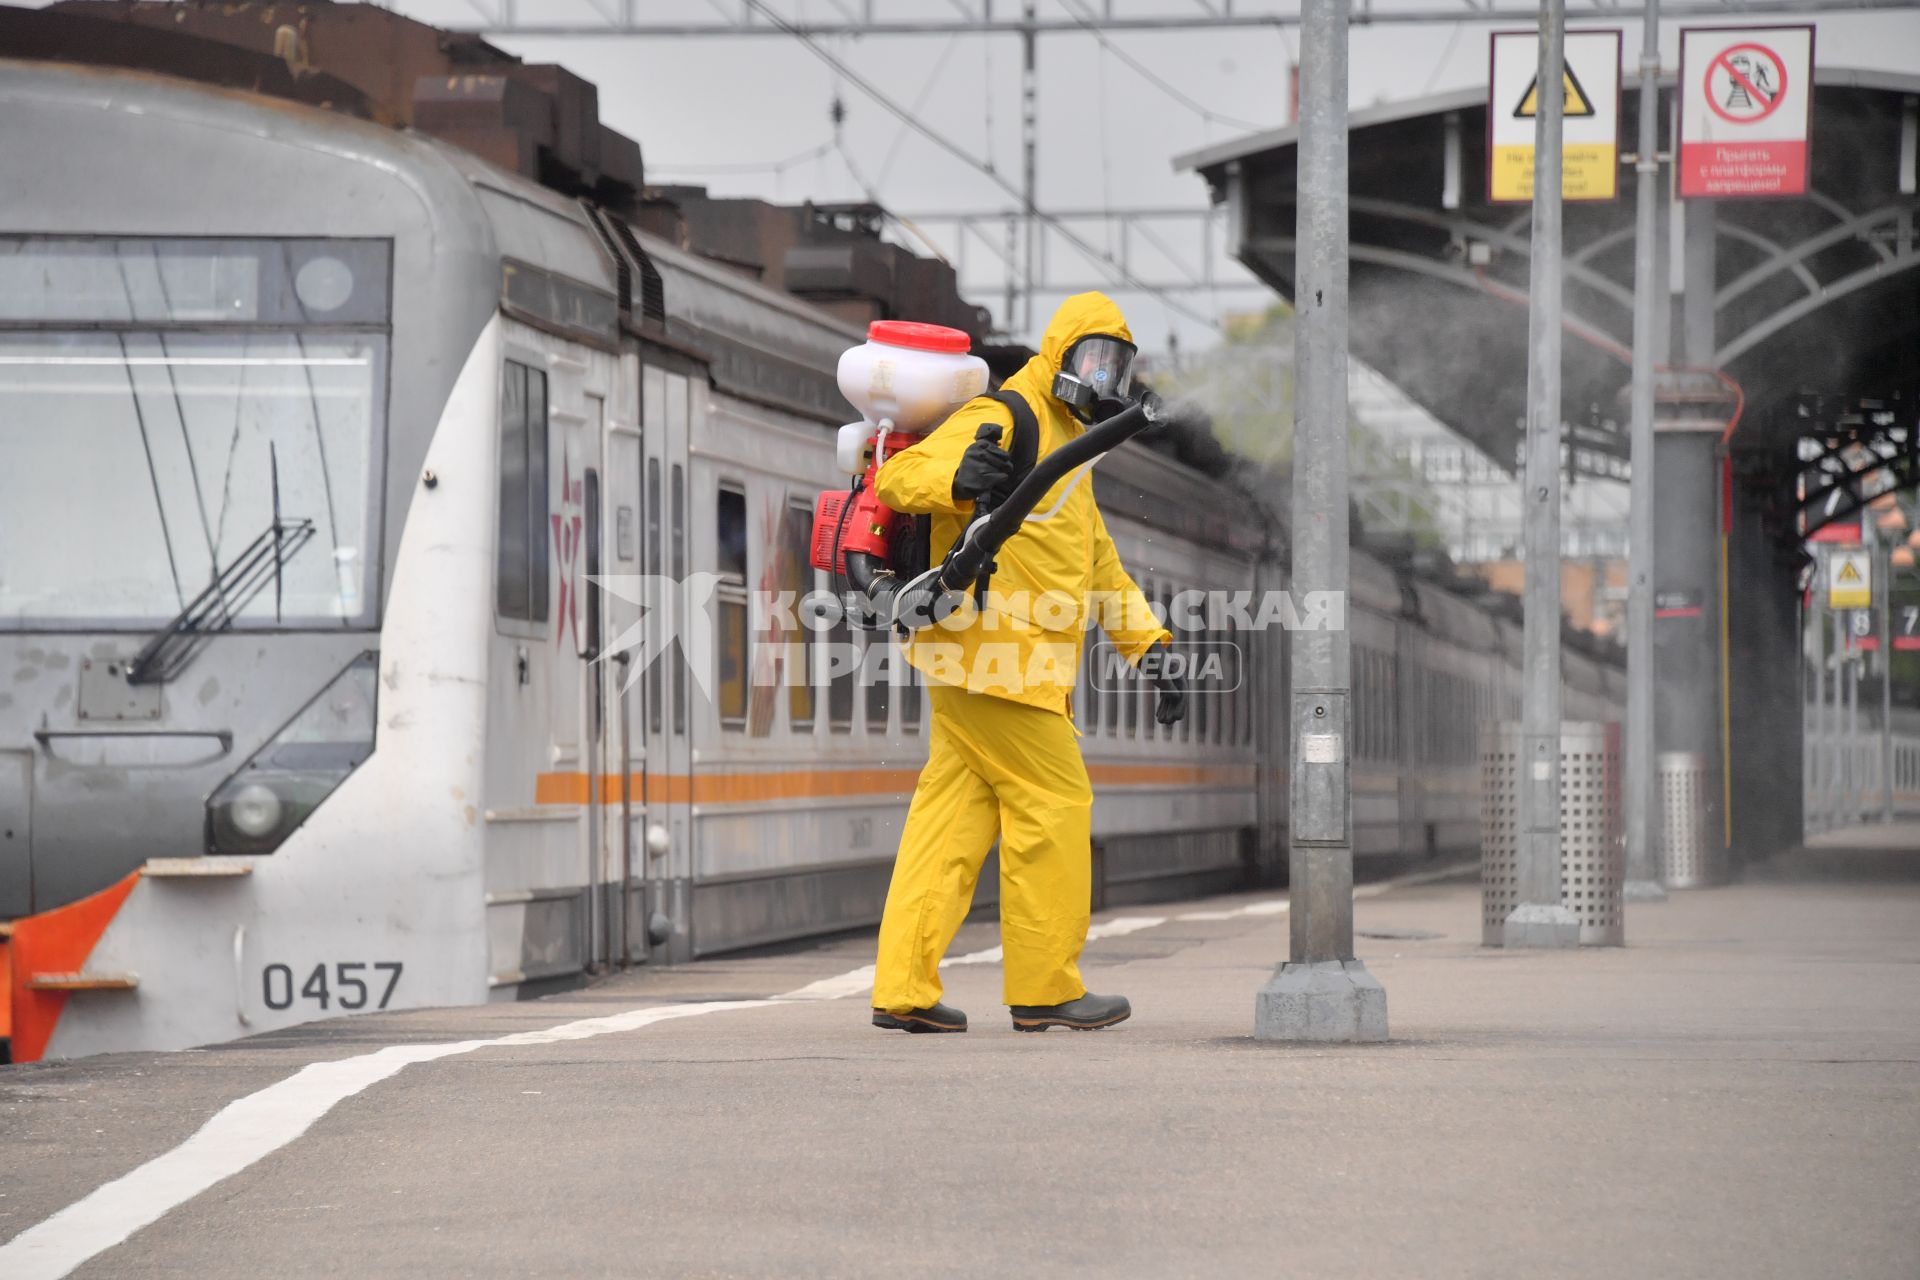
left=1829, top=549, right=1872, bottom=609
left=1513, top=65, right=1598, bottom=118
left=1488, top=30, right=1621, bottom=202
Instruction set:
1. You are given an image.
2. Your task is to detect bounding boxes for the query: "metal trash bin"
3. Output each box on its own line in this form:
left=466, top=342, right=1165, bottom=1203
left=1657, top=751, right=1721, bottom=888
left=1481, top=720, right=1625, bottom=946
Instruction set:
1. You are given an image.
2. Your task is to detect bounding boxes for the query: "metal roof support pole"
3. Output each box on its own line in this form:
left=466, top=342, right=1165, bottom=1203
left=1881, top=533, right=1895, bottom=823
left=1622, top=0, right=1670, bottom=902
left=1254, top=0, right=1388, bottom=1041
left=1506, top=0, right=1582, bottom=949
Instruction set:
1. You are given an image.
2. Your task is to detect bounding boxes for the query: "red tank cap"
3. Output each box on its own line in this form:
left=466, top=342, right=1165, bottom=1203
left=867, top=320, right=972, bottom=354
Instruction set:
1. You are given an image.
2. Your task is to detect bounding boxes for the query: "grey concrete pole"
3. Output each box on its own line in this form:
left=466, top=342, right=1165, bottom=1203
left=1654, top=199, right=1723, bottom=857
left=1622, top=4, right=1668, bottom=902
left=1254, top=0, right=1388, bottom=1042
left=1505, top=0, right=1582, bottom=949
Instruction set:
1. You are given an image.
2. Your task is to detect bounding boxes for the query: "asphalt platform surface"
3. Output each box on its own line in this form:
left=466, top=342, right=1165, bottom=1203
left=4, top=847, right=1917, bottom=1279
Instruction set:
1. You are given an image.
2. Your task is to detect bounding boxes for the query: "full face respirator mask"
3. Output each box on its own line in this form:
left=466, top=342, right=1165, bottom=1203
left=1051, top=334, right=1138, bottom=424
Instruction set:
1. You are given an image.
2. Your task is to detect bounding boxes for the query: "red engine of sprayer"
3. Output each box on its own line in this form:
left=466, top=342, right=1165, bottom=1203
left=808, top=434, right=920, bottom=573
left=808, top=320, right=988, bottom=579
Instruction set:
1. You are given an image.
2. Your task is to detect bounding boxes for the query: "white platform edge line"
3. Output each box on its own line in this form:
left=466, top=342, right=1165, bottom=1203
left=0, top=871, right=1461, bottom=1278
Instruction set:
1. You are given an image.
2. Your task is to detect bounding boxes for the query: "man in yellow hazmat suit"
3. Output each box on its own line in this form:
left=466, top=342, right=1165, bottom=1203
left=869, top=292, right=1186, bottom=1033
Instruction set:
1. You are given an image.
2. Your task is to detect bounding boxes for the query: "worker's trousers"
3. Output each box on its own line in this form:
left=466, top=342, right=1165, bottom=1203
left=872, top=685, right=1093, bottom=1012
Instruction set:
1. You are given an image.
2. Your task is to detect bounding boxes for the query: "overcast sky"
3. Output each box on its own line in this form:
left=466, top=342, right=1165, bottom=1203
left=296, top=4, right=1920, bottom=353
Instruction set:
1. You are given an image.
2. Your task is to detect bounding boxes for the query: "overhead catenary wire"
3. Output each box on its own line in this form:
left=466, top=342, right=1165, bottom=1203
left=1056, top=0, right=1273, bottom=134
left=876, top=33, right=964, bottom=189
left=739, top=0, right=1218, bottom=331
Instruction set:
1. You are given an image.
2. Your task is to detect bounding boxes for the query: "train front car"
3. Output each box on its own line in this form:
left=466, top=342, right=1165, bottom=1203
left=0, top=61, right=500, bottom=1059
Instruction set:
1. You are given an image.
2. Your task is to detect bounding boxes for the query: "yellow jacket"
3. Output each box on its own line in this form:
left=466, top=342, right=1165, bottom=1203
left=874, top=292, right=1171, bottom=715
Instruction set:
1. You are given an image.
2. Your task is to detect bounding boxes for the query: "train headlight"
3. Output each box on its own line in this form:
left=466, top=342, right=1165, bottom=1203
left=227, top=784, right=284, bottom=838
left=207, top=652, right=378, bottom=856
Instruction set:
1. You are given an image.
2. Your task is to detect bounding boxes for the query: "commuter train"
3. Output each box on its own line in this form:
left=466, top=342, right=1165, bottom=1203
left=0, top=58, right=1623, bottom=1061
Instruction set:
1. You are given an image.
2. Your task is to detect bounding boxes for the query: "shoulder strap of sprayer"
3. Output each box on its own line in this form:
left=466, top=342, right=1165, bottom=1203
left=961, top=391, right=1040, bottom=608
left=979, top=390, right=1040, bottom=511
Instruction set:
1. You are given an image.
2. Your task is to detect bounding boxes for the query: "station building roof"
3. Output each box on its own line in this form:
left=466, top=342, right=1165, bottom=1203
left=1177, top=67, right=1920, bottom=468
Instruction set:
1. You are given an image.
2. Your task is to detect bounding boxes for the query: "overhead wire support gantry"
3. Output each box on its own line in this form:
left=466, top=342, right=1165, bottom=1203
left=456, top=1, right=1915, bottom=37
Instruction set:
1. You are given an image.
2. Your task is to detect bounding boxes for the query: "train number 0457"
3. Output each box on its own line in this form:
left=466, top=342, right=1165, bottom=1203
left=261, top=962, right=404, bottom=1012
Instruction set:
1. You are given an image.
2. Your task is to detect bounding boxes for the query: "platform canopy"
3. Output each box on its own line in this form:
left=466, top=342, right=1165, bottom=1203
left=1176, top=68, right=1920, bottom=473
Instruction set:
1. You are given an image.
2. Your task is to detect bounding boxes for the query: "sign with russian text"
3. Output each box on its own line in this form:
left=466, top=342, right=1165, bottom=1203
left=1488, top=29, right=1622, bottom=203
left=1678, top=25, right=1814, bottom=198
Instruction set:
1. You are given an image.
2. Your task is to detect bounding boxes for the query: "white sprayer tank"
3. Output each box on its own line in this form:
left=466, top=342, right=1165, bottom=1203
left=835, top=320, right=989, bottom=473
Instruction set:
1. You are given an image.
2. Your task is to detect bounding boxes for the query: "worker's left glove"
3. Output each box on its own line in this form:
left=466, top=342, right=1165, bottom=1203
left=1146, top=641, right=1187, bottom=725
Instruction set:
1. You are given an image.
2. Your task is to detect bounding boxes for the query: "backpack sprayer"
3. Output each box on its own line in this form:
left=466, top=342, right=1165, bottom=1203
left=809, top=321, right=990, bottom=621
left=811, top=320, right=1167, bottom=635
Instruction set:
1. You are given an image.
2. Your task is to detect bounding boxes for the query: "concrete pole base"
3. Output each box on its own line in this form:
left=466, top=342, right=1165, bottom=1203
left=1622, top=879, right=1669, bottom=902
left=1253, top=959, right=1388, bottom=1042
left=1502, top=903, right=1582, bottom=949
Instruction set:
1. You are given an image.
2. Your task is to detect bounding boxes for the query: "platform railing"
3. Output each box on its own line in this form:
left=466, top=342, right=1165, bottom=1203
left=1803, top=717, right=1920, bottom=835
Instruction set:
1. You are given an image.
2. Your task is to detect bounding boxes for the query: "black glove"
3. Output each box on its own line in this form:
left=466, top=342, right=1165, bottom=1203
left=1147, top=641, right=1187, bottom=725
left=951, top=423, right=1013, bottom=503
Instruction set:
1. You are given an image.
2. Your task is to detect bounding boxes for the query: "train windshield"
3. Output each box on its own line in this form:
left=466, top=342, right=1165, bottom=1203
left=0, top=237, right=389, bottom=629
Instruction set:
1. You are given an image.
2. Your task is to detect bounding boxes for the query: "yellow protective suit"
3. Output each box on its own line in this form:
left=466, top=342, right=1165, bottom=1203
left=870, top=292, right=1170, bottom=1012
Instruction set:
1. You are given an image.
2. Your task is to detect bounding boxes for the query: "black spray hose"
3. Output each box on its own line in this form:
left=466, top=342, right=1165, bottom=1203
left=884, top=393, right=1165, bottom=633
left=938, top=395, right=1160, bottom=592
left=844, top=551, right=895, bottom=618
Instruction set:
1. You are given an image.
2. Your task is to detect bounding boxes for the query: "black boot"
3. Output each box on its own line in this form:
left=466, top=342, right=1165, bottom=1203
left=872, top=1002, right=968, bottom=1033
left=1008, top=992, right=1131, bottom=1032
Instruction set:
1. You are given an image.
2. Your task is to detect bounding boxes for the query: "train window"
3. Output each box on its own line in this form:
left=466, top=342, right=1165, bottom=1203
left=1152, top=585, right=1171, bottom=742
left=646, top=457, right=662, bottom=736
left=715, top=482, right=749, bottom=732
left=1081, top=631, right=1100, bottom=734
left=1192, top=629, right=1210, bottom=744
left=717, top=594, right=749, bottom=729
left=901, top=660, right=922, bottom=733
left=865, top=634, right=891, bottom=733
left=1167, top=587, right=1182, bottom=744
left=671, top=463, right=687, bottom=736
left=1358, top=650, right=1373, bottom=760
left=584, top=469, right=602, bottom=666
left=827, top=607, right=854, bottom=733
left=495, top=360, right=550, bottom=624
left=717, top=486, right=748, bottom=582
left=1390, top=660, right=1405, bottom=759
left=782, top=501, right=816, bottom=732
left=1123, top=642, right=1140, bottom=738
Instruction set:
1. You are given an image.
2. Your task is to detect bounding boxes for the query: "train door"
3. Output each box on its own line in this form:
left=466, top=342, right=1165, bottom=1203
left=485, top=321, right=614, bottom=988
left=599, top=363, right=646, bottom=965
left=639, top=362, right=696, bottom=962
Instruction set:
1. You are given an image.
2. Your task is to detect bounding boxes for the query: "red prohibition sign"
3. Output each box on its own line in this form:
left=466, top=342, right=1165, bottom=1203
left=1706, top=43, right=1788, bottom=123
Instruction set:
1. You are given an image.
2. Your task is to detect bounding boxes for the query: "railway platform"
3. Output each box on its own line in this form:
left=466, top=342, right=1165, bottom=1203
left=3, top=852, right=1917, bottom=1280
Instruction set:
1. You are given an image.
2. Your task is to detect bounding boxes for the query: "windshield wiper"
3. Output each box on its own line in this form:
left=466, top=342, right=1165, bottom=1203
left=127, top=450, right=316, bottom=686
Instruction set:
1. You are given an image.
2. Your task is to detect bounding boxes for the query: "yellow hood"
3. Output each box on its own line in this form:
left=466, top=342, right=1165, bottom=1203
left=1004, top=292, right=1135, bottom=415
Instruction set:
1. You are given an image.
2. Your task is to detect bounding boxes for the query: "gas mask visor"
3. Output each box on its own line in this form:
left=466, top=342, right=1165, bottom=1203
left=1051, top=334, right=1137, bottom=422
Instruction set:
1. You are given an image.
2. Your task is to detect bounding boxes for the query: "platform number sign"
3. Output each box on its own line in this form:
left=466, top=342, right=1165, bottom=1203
left=1678, top=26, right=1814, bottom=198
